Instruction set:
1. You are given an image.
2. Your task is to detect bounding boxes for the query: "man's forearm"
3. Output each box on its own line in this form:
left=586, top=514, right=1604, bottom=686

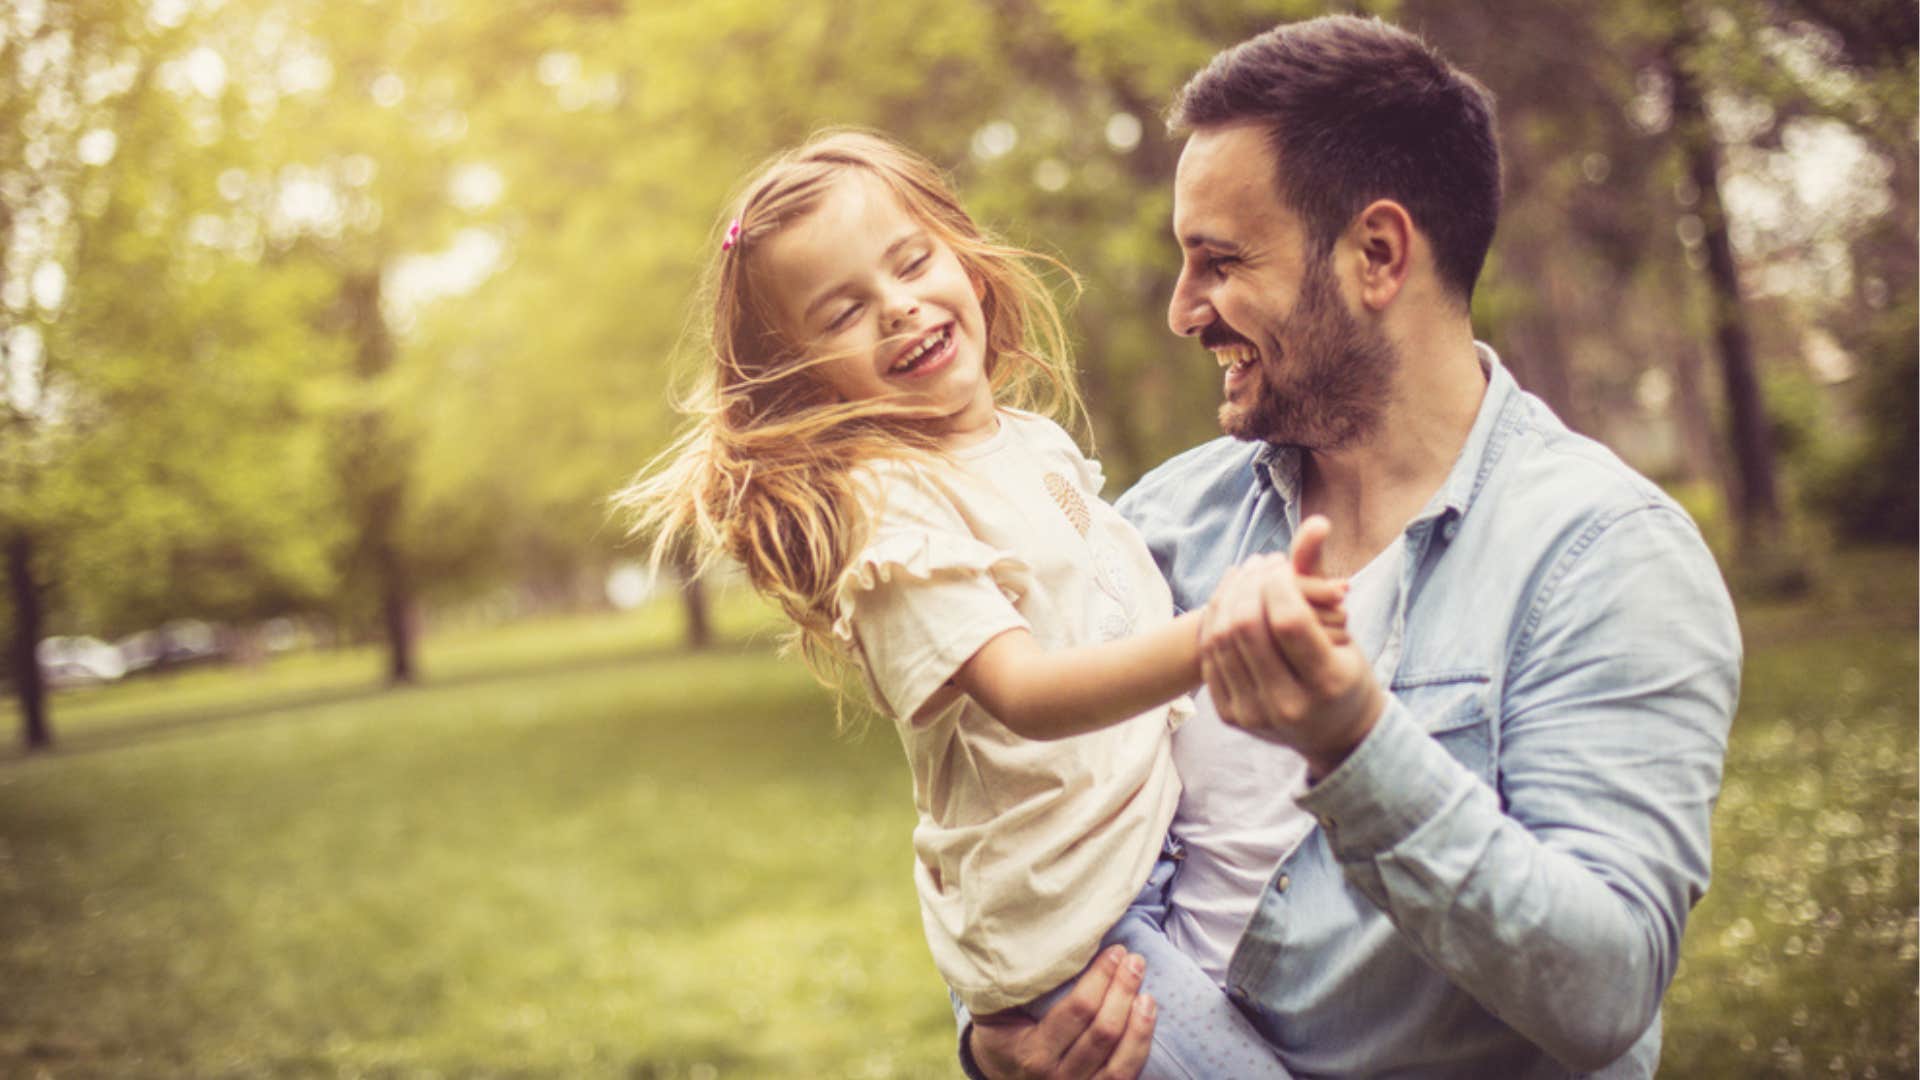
left=1299, top=700, right=1718, bottom=1070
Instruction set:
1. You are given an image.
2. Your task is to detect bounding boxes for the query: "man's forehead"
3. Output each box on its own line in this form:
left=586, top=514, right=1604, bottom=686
left=1172, top=125, right=1289, bottom=242
left=1177, top=123, right=1271, bottom=172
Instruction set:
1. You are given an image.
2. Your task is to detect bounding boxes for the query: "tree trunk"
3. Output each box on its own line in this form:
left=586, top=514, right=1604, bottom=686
left=670, top=546, right=712, bottom=651
left=1667, top=32, right=1783, bottom=549
left=378, top=542, right=417, bottom=684
left=339, top=269, right=419, bottom=685
left=1495, top=237, right=1589, bottom=434
left=7, top=532, right=50, bottom=752
left=1668, top=334, right=1729, bottom=493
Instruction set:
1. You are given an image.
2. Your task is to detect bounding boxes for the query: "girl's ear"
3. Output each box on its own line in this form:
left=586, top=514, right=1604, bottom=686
left=971, top=272, right=988, bottom=301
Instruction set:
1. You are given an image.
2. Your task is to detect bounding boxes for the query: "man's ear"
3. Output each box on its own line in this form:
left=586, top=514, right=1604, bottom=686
left=1347, top=200, right=1414, bottom=312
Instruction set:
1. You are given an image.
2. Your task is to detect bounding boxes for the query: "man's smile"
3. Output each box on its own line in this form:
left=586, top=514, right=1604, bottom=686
left=1214, top=343, right=1258, bottom=371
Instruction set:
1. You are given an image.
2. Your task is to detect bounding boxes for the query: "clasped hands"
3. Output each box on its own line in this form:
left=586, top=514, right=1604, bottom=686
left=1199, top=514, right=1386, bottom=781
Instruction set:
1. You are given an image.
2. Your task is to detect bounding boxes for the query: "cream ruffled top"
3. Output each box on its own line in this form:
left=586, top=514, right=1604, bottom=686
left=833, top=409, right=1187, bottom=1014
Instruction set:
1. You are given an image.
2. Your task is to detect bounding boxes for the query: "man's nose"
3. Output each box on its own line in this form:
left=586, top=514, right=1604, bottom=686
left=1168, top=271, right=1211, bottom=337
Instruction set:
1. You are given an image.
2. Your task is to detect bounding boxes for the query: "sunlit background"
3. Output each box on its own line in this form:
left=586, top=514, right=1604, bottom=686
left=0, top=0, right=1914, bottom=1077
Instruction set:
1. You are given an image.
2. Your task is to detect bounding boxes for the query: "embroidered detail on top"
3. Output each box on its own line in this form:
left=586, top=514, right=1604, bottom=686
left=1043, top=471, right=1092, bottom=535
left=1044, top=469, right=1135, bottom=639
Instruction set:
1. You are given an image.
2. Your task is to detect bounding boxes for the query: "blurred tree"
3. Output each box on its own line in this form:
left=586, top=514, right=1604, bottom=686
left=6, top=0, right=1911, bottom=728
left=1666, top=11, right=1784, bottom=551
left=1761, top=0, right=1918, bottom=543
left=242, top=0, right=541, bottom=681
left=1681, top=0, right=1918, bottom=550
left=0, top=1, right=344, bottom=749
left=1419, top=0, right=1913, bottom=565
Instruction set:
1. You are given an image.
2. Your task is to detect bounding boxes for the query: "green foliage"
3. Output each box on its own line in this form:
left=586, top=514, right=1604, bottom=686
left=1, top=0, right=352, bottom=638
left=6, top=0, right=1916, bottom=738
left=1807, top=301, right=1920, bottom=544
left=1665, top=547, right=1919, bottom=1077
left=1666, top=478, right=1737, bottom=564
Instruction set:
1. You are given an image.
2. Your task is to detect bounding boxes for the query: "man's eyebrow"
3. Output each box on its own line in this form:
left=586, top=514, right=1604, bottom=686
left=1180, top=231, right=1239, bottom=252
left=802, top=230, right=925, bottom=322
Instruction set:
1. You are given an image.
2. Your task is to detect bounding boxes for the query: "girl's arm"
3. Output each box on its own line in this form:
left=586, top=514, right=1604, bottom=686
left=951, top=575, right=1348, bottom=741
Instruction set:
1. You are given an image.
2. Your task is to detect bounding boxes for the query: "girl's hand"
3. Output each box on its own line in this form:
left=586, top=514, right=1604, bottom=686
left=1209, top=551, right=1350, bottom=647
left=1199, top=515, right=1386, bottom=778
left=1296, top=567, right=1351, bottom=648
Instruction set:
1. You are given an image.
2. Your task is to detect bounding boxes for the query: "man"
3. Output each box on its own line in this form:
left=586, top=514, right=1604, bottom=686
left=961, top=15, right=1742, bottom=1079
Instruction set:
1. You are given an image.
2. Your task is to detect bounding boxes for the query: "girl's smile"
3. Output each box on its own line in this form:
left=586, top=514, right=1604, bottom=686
left=887, top=322, right=956, bottom=377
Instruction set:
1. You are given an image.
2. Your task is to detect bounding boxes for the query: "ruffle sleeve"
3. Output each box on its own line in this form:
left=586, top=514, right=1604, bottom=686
left=831, top=529, right=1034, bottom=643
left=832, top=467, right=1035, bottom=725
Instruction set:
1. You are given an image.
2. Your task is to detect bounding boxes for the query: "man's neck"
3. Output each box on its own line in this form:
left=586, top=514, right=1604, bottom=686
left=1298, top=326, right=1486, bottom=578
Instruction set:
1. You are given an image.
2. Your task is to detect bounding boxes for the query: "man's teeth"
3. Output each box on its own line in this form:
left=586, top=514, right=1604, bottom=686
left=891, top=326, right=950, bottom=372
left=1215, top=344, right=1258, bottom=370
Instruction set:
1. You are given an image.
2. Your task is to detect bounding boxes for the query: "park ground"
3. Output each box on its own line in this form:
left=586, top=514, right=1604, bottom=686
left=1, top=549, right=1914, bottom=1079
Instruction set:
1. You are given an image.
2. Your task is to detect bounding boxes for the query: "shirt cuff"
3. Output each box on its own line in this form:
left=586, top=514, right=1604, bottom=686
left=1296, top=695, right=1476, bottom=858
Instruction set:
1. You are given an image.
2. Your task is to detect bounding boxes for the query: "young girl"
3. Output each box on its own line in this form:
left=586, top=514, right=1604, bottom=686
left=619, top=130, right=1341, bottom=1078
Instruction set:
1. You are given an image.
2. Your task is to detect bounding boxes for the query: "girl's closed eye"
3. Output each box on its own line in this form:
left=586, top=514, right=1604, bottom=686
left=827, top=302, right=862, bottom=332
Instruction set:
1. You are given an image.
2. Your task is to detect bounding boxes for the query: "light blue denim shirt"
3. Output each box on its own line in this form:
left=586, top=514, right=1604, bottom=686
left=1112, top=345, right=1742, bottom=1078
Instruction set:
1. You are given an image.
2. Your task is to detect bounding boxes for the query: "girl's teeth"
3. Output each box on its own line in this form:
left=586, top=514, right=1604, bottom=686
left=895, top=327, right=947, bottom=371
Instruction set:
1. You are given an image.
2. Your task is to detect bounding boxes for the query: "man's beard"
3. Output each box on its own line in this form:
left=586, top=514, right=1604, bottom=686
left=1213, top=257, right=1396, bottom=450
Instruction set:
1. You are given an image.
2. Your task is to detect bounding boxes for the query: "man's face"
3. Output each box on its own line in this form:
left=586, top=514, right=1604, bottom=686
left=1167, top=124, right=1395, bottom=449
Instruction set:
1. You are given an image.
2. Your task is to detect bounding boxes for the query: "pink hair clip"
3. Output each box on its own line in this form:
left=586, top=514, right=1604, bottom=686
left=721, top=219, right=742, bottom=252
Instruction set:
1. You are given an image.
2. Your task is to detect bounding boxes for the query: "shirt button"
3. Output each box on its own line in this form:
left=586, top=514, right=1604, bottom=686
left=1441, top=518, right=1460, bottom=541
left=1275, top=874, right=1291, bottom=893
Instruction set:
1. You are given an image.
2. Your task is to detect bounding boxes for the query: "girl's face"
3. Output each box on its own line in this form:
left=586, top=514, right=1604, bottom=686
left=760, top=173, right=996, bottom=448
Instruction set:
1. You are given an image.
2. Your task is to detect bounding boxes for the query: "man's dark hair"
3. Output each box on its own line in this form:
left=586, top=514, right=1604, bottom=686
left=1169, top=15, right=1502, bottom=304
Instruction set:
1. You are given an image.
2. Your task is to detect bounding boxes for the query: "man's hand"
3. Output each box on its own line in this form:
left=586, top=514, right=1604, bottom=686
left=1201, top=515, right=1386, bottom=779
left=969, top=946, right=1156, bottom=1080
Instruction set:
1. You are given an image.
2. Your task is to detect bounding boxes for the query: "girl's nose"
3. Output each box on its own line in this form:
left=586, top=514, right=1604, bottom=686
left=885, top=298, right=921, bottom=330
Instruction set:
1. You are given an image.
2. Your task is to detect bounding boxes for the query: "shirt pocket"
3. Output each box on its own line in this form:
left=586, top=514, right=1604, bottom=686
left=1391, top=670, right=1495, bottom=785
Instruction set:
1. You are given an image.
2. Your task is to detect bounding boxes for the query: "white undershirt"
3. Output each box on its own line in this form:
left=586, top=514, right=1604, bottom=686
left=1165, top=534, right=1409, bottom=985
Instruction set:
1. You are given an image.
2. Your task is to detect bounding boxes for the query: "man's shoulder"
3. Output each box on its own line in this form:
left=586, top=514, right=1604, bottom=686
left=1117, top=435, right=1261, bottom=515
left=1493, top=389, right=1687, bottom=521
left=1477, top=390, right=1710, bottom=567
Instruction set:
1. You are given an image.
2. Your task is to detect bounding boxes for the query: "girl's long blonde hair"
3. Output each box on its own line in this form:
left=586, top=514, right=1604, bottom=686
left=614, top=129, right=1084, bottom=694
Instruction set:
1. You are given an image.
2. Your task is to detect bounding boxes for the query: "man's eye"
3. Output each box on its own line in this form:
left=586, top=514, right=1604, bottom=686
left=1207, top=255, right=1238, bottom=274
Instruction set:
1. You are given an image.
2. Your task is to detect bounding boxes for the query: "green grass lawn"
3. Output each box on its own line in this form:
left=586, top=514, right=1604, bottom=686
left=1, top=553, right=1914, bottom=1079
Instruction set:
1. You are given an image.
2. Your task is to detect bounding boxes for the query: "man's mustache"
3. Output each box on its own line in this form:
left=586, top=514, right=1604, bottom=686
left=1200, top=323, right=1257, bottom=353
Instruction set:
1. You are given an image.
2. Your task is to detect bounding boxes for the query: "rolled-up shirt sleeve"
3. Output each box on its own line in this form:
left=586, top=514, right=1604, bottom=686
left=1298, top=505, right=1741, bottom=1071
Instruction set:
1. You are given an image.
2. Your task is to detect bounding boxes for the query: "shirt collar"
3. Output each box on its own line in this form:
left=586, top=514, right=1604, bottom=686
left=1251, top=342, right=1518, bottom=530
